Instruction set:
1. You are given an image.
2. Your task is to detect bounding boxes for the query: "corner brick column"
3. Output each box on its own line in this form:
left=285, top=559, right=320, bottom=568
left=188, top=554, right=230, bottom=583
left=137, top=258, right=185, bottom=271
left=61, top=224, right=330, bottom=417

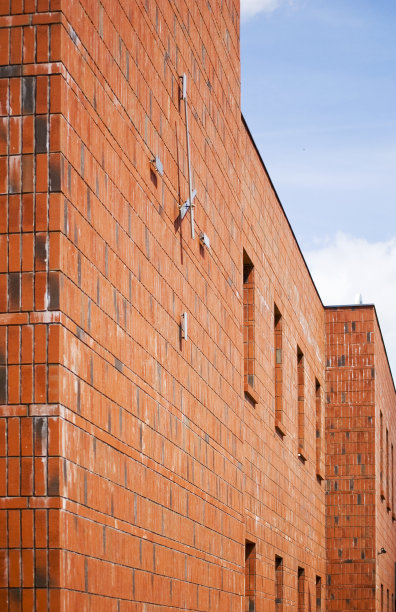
left=0, top=2, right=63, bottom=609
left=325, top=306, right=376, bottom=611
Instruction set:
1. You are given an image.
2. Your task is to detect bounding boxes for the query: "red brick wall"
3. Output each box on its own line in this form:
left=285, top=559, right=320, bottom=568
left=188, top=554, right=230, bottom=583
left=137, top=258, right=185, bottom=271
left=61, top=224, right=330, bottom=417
left=374, top=314, right=396, bottom=610
left=325, top=305, right=396, bottom=611
left=0, top=1, right=63, bottom=609
left=240, top=123, right=326, bottom=610
left=2, top=1, right=396, bottom=611
left=52, top=0, right=244, bottom=609
left=325, top=306, right=376, bottom=611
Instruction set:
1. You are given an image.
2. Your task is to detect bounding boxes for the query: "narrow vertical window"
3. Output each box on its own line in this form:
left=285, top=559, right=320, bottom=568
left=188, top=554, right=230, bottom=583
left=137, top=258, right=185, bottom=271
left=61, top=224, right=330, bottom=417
left=275, top=556, right=283, bottom=612
left=315, top=379, right=323, bottom=479
left=298, top=567, right=305, bottom=612
left=387, top=589, right=389, bottom=612
left=391, top=444, right=395, bottom=516
left=387, top=428, right=390, bottom=510
left=381, top=584, right=384, bottom=612
left=245, top=541, right=256, bottom=612
left=274, top=304, right=285, bottom=435
left=316, top=576, right=321, bottom=611
left=297, top=347, right=305, bottom=460
left=380, top=412, right=385, bottom=499
left=243, top=251, right=257, bottom=404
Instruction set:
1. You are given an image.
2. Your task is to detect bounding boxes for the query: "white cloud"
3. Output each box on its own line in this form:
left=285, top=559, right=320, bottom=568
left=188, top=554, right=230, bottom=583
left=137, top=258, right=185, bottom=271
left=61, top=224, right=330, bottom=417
left=305, top=232, right=396, bottom=379
left=241, top=0, right=281, bottom=18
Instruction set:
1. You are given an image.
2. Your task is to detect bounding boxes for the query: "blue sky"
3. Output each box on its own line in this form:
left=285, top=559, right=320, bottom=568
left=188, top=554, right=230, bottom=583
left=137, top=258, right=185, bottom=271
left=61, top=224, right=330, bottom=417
left=240, top=0, right=396, bottom=376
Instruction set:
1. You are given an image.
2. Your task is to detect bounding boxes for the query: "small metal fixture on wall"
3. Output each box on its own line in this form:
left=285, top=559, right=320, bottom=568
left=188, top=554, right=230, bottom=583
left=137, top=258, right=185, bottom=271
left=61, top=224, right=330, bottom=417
left=181, top=312, right=188, bottom=340
left=179, top=73, right=196, bottom=238
left=199, top=232, right=210, bottom=249
left=151, top=155, right=164, bottom=176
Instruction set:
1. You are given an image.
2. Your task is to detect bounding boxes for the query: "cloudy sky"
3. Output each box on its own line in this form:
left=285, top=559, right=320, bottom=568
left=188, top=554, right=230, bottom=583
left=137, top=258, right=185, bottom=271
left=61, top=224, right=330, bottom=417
left=240, top=0, right=396, bottom=377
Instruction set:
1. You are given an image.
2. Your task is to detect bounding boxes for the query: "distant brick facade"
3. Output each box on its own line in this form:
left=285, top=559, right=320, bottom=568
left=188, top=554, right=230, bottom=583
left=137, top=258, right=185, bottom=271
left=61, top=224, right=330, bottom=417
left=325, top=306, right=396, bottom=611
left=0, top=1, right=395, bottom=611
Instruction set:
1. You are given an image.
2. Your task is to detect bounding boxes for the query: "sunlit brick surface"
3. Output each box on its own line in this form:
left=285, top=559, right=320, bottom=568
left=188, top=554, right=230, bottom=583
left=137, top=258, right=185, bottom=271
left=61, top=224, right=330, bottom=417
left=1, top=1, right=395, bottom=610
left=325, top=307, right=396, bottom=611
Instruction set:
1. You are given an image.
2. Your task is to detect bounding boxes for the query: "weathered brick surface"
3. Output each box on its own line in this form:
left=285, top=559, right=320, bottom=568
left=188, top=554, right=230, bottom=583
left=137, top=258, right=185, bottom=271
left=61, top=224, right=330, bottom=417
left=0, top=2, right=63, bottom=609
left=373, top=314, right=396, bottom=611
left=54, top=1, right=243, bottom=609
left=1, top=1, right=395, bottom=610
left=325, top=306, right=396, bottom=611
left=240, top=124, right=326, bottom=609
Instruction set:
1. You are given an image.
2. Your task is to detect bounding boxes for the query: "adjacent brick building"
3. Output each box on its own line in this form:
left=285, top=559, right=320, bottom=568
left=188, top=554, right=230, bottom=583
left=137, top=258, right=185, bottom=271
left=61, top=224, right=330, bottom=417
left=0, top=1, right=395, bottom=610
left=326, top=306, right=396, bottom=611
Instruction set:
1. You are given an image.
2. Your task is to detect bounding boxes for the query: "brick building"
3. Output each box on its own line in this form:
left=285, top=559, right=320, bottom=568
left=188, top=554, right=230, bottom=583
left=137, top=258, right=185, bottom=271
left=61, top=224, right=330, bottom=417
left=0, top=1, right=395, bottom=610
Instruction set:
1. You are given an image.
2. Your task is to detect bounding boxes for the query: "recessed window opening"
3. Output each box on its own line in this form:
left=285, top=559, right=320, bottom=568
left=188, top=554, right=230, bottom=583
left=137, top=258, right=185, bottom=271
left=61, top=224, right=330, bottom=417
left=297, top=347, right=305, bottom=459
left=243, top=250, right=255, bottom=399
left=316, top=575, right=322, bottom=612
left=274, top=304, right=284, bottom=435
left=315, top=379, right=323, bottom=478
left=245, top=541, right=256, bottom=612
left=275, top=555, right=283, bottom=612
left=298, top=567, right=305, bottom=612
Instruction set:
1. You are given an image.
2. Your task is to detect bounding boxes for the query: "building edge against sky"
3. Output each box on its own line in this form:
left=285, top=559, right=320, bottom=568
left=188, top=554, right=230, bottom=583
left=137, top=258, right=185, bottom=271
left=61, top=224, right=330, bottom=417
left=0, top=1, right=395, bottom=610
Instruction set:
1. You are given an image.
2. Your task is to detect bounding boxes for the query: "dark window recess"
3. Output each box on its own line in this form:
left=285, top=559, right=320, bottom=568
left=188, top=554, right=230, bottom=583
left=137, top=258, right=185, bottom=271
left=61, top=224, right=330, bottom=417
left=245, top=541, right=256, bottom=612
left=275, top=555, right=283, bottom=611
left=297, top=347, right=305, bottom=458
left=243, top=251, right=257, bottom=404
left=316, top=576, right=322, bottom=611
left=316, top=379, right=323, bottom=479
left=391, top=444, right=394, bottom=516
left=298, top=567, right=305, bottom=612
left=380, top=412, right=385, bottom=498
left=274, top=304, right=285, bottom=434
left=386, top=428, right=390, bottom=508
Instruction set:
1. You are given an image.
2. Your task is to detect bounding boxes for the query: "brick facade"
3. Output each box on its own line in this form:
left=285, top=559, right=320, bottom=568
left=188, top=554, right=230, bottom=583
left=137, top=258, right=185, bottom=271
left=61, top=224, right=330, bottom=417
left=325, top=306, right=396, bottom=611
left=0, top=1, right=395, bottom=610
